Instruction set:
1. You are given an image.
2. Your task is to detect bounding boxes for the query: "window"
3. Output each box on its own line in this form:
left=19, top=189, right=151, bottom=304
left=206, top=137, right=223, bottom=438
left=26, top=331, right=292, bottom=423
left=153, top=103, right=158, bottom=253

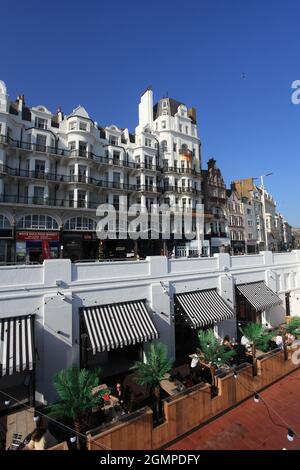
left=113, top=195, right=119, bottom=210
left=79, top=121, right=87, bottom=131
left=64, top=217, right=97, bottom=231
left=17, top=215, right=58, bottom=230
left=0, top=214, right=11, bottom=229
left=247, top=208, right=251, bottom=214
left=113, top=172, right=121, bottom=188
left=248, top=233, right=253, bottom=240
left=248, top=220, right=253, bottom=226
left=35, top=160, right=46, bottom=176
left=162, top=101, right=168, bottom=108
left=69, top=121, right=76, bottom=131
left=145, top=138, right=152, bottom=147
left=35, top=117, right=47, bottom=130
left=173, top=142, right=177, bottom=152
left=109, top=135, right=118, bottom=145
left=33, top=186, right=45, bottom=203
left=161, top=140, right=168, bottom=152
left=179, top=124, right=182, bottom=132
left=185, top=126, right=188, bottom=134
left=113, top=151, right=120, bottom=165
left=78, top=191, right=86, bottom=208
left=79, top=141, right=87, bottom=157
left=69, top=191, right=75, bottom=207
left=0, top=123, right=2, bottom=135
left=161, top=121, right=166, bottom=129
left=36, top=134, right=47, bottom=152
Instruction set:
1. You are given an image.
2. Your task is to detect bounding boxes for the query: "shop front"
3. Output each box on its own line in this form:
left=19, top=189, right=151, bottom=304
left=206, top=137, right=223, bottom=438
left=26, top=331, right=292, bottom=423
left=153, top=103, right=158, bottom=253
left=0, top=228, right=14, bottom=264
left=62, top=231, right=100, bottom=262
left=0, top=215, right=14, bottom=263
left=16, top=231, right=60, bottom=263
left=231, top=240, right=246, bottom=254
left=246, top=241, right=258, bottom=254
left=210, top=236, right=231, bottom=255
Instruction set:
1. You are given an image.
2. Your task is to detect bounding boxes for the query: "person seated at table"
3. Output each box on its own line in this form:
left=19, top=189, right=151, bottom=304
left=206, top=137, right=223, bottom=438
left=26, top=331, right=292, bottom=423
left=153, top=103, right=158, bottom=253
left=25, top=417, right=57, bottom=450
left=233, top=343, right=248, bottom=365
left=223, top=335, right=233, bottom=351
left=110, top=381, right=129, bottom=413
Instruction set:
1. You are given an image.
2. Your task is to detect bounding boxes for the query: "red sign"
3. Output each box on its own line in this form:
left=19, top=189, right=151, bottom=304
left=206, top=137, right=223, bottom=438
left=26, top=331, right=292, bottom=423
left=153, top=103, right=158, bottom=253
left=16, top=231, right=60, bottom=241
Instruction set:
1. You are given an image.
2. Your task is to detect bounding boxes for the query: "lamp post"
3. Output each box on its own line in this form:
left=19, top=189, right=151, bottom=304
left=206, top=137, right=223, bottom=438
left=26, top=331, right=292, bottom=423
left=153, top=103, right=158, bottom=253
left=254, top=173, right=273, bottom=251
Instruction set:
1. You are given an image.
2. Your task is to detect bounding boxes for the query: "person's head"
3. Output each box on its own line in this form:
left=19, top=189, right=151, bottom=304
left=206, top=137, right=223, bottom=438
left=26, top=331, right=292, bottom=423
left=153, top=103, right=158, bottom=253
left=31, top=416, right=48, bottom=442
left=223, top=335, right=230, bottom=344
left=116, top=382, right=122, bottom=392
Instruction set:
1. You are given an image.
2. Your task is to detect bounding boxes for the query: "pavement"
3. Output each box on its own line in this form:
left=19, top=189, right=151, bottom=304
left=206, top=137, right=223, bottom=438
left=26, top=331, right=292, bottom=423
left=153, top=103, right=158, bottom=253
left=167, top=368, right=300, bottom=451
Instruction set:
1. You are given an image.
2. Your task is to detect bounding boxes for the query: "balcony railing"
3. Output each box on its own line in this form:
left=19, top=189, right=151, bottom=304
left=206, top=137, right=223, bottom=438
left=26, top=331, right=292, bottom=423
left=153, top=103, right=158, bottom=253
left=163, top=185, right=200, bottom=195
left=163, top=166, right=199, bottom=176
left=0, top=194, right=101, bottom=209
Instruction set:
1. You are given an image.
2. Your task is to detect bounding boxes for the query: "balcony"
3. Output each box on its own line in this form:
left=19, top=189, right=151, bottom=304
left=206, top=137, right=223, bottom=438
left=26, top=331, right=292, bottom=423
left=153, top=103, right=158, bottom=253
left=163, top=185, right=200, bottom=195
left=162, top=166, right=200, bottom=177
left=0, top=194, right=101, bottom=209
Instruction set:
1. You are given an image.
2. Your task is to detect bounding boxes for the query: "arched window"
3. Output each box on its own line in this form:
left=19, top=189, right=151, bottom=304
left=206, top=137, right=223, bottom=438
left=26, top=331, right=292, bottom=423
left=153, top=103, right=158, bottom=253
left=0, top=214, right=11, bottom=229
left=64, top=217, right=97, bottom=231
left=16, top=215, right=58, bottom=230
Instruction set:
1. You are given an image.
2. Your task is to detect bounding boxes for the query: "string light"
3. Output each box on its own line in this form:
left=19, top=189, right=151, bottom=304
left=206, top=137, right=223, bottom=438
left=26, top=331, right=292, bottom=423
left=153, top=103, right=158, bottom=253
left=232, top=365, right=300, bottom=446
left=287, top=429, right=294, bottom=442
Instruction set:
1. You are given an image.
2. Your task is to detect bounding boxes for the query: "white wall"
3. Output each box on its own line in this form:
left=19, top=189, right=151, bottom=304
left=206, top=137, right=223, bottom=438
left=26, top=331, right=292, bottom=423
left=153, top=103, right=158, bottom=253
left=1, top=251, right=300, bottom=402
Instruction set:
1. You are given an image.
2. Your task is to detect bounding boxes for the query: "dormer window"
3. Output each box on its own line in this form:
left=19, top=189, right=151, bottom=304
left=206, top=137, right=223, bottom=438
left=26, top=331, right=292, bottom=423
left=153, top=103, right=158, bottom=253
left=109, top=135, right=118, bottom=145
left=35, top=117, right=47, bottom=130
left=162, top=101, right=168, bottom=108
left=162, top=121, right=166, bottom=129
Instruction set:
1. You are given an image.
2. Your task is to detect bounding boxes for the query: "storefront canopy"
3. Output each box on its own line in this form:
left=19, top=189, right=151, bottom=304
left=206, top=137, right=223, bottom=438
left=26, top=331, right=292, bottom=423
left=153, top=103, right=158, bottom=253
left=81, top=299, right=159, bottom=354
left=236, top=282, right=282, bottom=312
left=175, top=288, right=235, bottom=329
left=0, top=315, right=34, bottom=376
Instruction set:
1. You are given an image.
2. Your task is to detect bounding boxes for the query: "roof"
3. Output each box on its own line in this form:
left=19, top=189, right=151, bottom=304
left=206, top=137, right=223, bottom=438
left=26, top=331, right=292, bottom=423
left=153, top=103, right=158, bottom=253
left=153, top=97, right=186, bottom=120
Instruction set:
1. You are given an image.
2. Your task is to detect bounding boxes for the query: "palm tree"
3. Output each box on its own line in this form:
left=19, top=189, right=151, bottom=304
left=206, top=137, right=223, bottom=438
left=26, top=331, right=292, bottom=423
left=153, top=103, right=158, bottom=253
left=285, top=316, right=300, bottom=338
left=47, top=366, right=109, bottom=449
left=134, top=342, right=172, bottom=422
left=240, top=323, right=273, bottom=375
left=197, top=329, right=236, bottom=395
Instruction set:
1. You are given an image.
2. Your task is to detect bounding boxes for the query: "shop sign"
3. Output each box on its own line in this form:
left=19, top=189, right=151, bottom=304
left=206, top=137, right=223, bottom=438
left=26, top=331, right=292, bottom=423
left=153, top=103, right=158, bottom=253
left=16, top=231, right=60, bottom=241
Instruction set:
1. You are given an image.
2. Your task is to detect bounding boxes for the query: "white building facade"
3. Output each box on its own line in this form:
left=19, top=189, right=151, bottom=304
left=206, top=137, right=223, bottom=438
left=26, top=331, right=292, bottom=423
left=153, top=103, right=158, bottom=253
left=0, top=81, right=203, bottom=263
left=0, top=251, right=299, bottom=404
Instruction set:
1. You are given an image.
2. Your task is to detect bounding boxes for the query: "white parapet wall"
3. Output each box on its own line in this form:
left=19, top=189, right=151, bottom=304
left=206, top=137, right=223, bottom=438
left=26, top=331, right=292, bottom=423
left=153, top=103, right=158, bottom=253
left=0, top=251, right=300, bottom=402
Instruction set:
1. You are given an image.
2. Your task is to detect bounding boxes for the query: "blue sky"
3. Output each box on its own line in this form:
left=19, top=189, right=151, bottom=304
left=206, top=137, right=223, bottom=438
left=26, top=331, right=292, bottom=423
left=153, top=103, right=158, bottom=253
left=1, top=0, right=300, bottom=225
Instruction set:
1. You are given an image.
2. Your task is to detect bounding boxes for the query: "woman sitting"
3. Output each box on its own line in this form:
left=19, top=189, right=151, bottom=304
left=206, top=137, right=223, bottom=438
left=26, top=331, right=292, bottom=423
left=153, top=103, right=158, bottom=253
left=25, top=417, right=57, bottom=450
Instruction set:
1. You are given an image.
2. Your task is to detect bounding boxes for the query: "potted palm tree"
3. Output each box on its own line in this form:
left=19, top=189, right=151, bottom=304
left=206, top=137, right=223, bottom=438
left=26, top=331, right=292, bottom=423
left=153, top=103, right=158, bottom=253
left=47, top=366, right=109, bottom=449
left=240, top=323, right=274, bottom=375
left=197, top=329, right=236, bottom=397
left=134, top=342, right=172, bottom=424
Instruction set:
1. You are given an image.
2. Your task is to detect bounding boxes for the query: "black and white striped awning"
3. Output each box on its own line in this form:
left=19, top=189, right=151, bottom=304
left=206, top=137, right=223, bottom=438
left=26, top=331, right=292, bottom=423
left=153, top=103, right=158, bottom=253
left=0, top=315, right=35, bottom=377
left=236, top=282, right=282, bottom=311
left=175, top=289, right=235, bottom=329
left=81, top=299, right=159, bottom=354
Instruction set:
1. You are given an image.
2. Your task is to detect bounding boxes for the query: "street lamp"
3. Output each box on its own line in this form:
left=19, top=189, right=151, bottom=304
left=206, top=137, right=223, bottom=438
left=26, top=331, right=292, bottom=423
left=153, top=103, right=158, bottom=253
left=253, top=173, right=273, bottom=251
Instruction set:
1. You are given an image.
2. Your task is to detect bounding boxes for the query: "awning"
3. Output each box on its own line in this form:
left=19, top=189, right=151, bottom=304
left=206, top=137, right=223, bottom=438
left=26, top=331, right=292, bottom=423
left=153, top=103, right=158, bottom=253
left=236, top=282, right=283, bottom=311
left=81, top=299, right=159, bottom=354
left=175, top=289, right=235, bottom=329
left=0, top=315, right=34, bottom=377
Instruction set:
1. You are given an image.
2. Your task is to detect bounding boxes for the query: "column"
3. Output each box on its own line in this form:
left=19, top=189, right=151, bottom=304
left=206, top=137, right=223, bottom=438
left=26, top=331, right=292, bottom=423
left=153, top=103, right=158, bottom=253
left=73, top=188, right=78, bottom=208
